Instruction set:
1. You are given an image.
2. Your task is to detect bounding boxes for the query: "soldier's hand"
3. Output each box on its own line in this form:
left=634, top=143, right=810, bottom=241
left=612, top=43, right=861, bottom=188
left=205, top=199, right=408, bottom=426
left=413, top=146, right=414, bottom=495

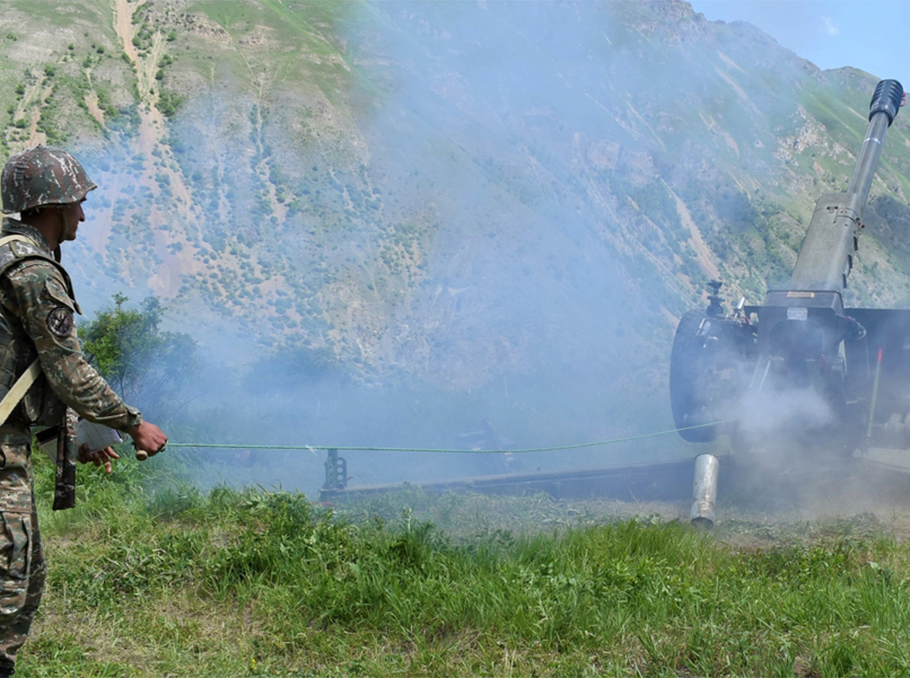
left=78, top=443, right=119, bottom=474
left=128, top=422, right=168, bottom=458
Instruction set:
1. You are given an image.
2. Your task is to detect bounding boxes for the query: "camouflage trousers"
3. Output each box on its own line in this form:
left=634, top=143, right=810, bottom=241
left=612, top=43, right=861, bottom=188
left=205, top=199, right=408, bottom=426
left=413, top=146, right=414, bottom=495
left=0, top=431, right=46, bottom=671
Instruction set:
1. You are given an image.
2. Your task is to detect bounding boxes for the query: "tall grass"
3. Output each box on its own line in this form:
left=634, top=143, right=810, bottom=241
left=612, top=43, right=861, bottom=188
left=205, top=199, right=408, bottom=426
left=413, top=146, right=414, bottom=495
left=16, top=454, right=910, bottom=676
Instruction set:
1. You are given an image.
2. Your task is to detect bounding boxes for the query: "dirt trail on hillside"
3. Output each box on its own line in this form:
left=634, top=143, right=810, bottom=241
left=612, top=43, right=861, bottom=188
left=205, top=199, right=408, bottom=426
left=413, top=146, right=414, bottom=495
left=112, top=0, right=202, bottom=296
left=25, top=85, right=53, bottom=147
left=114, top=0, right=164, bottom=152
left=84, top=92, right=105, bottom=125
left=26, top=110, right=45, bottom=147
left=664, top=182, right=721, bottom=281
left=115, top=0, right=141, bottom=63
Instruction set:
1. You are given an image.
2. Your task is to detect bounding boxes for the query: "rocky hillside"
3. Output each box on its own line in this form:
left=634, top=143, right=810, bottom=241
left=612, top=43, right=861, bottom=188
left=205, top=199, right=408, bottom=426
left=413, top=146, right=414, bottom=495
left=3, top=0, right=910, bottom=452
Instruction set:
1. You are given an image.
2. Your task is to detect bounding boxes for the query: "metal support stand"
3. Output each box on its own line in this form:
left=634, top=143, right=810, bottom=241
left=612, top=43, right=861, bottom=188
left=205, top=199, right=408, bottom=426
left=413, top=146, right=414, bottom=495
left=690, top=453, right=719, bottom=528
left=322, top=448, right=347, bottom=492
left=866, top=347, right=884, bottom=440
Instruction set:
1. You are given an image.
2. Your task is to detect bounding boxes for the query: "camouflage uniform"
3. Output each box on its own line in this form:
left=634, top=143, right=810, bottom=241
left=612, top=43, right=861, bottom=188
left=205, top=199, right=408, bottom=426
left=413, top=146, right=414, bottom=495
left=0, top=147, right=142, bottom=674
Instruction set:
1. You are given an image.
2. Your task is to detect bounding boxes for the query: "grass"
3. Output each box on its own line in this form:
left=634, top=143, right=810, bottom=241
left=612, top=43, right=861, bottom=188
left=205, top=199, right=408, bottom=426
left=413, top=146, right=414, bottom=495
left=9, top=451, right=910, bottom=676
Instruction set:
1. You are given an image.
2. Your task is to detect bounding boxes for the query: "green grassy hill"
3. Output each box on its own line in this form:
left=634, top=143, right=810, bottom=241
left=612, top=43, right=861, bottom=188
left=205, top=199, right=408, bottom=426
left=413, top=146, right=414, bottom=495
left=20, top=454, right=910, bottom=677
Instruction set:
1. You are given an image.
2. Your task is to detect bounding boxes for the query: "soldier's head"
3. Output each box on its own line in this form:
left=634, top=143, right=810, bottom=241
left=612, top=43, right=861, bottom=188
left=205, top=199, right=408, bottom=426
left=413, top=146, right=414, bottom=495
left=1, top=144, right=97, bottom=243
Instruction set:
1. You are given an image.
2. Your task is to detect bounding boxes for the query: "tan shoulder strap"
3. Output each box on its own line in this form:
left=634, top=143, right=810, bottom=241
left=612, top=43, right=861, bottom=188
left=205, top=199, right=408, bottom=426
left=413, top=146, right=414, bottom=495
left=0, top=235, right=33, bottom=248
left=0, top=236, right=48, bottom=426
left=0, top=358, right=41, bottom=428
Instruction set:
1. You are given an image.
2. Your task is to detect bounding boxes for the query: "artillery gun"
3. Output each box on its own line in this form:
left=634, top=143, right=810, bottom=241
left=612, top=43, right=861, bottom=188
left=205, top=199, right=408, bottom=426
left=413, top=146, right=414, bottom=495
left=670, top=79, right=908, bottom=526
left=321, top=80, right=910, bottom=518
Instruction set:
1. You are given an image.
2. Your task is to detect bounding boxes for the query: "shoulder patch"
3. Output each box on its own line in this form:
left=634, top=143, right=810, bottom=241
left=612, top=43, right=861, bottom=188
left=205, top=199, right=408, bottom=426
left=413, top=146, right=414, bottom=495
left=47, top=307, right=74, bottom=338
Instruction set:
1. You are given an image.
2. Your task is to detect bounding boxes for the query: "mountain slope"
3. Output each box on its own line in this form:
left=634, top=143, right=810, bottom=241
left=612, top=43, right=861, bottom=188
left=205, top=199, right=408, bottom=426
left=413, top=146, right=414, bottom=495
left=3, top=0, right=910, bottom=451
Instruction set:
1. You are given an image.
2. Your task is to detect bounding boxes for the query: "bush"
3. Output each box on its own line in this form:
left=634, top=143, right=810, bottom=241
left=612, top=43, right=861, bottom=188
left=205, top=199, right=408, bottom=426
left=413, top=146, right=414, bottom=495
left=79, top=294, right=198, bottom=420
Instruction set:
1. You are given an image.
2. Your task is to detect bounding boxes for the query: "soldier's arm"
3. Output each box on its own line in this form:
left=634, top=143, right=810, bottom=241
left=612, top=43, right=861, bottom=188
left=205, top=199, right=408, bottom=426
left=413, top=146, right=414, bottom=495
left=3, top=259, right=142, bottom=432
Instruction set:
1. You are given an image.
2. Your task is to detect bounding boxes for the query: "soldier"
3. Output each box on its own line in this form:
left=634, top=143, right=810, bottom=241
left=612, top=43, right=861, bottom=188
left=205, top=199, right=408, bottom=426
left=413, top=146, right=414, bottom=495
left=0, top=144, right=168, bottom=676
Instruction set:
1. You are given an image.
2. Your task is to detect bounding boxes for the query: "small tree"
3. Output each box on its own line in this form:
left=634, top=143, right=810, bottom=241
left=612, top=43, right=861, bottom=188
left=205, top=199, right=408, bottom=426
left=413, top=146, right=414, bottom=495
left=79, top=294, right=197, bottom=419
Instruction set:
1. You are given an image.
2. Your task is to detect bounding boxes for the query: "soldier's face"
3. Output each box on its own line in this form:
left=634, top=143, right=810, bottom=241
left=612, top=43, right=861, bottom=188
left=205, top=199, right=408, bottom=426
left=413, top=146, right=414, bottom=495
left=60, top=199, right=86, bottom=241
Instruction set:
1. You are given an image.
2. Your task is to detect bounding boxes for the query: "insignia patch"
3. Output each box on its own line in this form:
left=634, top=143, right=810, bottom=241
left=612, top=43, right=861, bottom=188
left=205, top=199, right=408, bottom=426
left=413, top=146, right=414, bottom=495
left=47, top=307, right=74, bottom=337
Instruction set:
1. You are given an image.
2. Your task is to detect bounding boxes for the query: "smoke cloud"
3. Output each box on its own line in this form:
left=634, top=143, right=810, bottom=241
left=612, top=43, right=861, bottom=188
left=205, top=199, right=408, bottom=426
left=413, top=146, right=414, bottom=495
left=56, top=1, right=832, bottom=499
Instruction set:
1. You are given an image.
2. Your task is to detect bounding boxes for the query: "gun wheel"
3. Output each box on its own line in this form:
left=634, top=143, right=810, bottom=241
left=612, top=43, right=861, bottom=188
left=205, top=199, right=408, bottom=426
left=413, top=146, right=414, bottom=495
left=670, top=311, right=722, bottom=443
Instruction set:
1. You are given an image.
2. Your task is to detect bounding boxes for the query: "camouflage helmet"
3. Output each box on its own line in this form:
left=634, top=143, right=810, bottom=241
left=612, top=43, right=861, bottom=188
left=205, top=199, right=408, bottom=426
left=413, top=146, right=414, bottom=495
left=1, top=144, right=97, bottom=214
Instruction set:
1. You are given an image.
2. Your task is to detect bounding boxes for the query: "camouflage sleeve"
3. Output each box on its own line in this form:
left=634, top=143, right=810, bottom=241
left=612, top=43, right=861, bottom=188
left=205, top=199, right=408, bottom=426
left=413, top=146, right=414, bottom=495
left=3, top=260, right=142, bottom=432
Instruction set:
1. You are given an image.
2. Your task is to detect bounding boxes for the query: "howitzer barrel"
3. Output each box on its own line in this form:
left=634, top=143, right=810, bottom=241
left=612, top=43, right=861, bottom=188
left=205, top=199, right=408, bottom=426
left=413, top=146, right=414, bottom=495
left=847, top=79, right=904, bottom=208
left=788, top=79, right=903, bottom=292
